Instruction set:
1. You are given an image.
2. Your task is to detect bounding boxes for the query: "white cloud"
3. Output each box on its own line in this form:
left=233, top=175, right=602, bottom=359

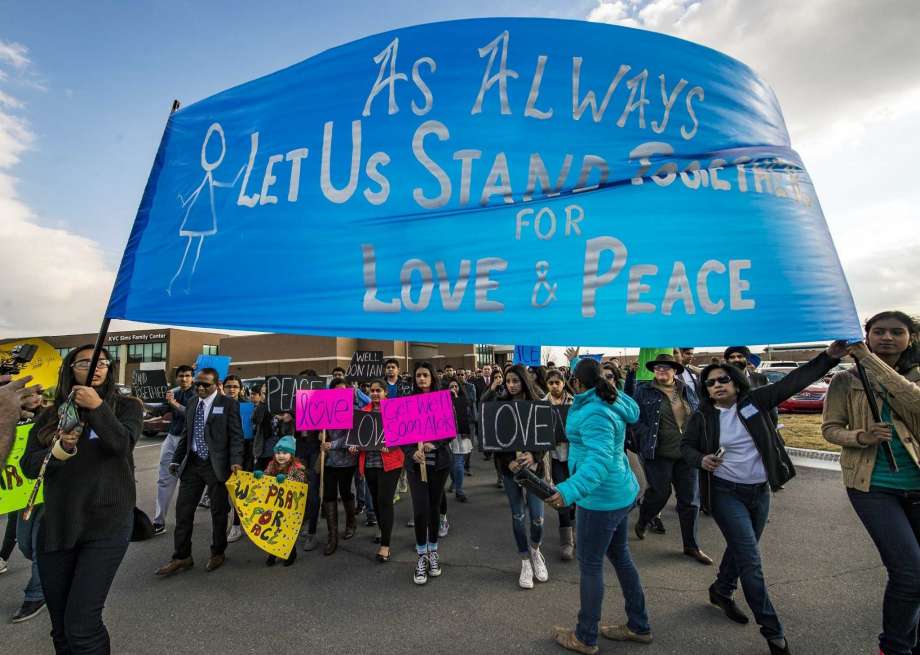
left=0, top=40, right=30, bottom=70
left=0, top=43, right=116, bottom=337
left=587, top=0, right=920, bottom=317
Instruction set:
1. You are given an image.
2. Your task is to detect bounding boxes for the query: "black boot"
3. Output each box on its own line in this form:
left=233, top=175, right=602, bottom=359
left=708, top=584, right=749, bottom=624
left=283, top=548, right=298, bottom=567
left=768, top=638, right=791, bottom=654
left=343, top=498, right=358, bottom=540
left=323, top=501, right=339, bottom=556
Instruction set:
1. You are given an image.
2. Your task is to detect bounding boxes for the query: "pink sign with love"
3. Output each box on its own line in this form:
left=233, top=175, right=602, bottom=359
left=295, top=388, right=354, bottom=431
left=381, top=390, right=457, bottom=447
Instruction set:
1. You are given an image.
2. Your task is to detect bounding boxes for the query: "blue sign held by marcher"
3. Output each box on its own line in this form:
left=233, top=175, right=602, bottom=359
left=514, top=345, right=542, bottom=367
left=195, top=354, right=231, bottom=381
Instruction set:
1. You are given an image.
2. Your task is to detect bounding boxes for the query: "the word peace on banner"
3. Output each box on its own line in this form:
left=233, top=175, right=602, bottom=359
left=226, top=471, right=307, bottom=559
left=381, top=390, right=457, bottom=447
left=0, top=423, right=43, bottom=514
left=295, top=388, right=354, bottom=431
left=105, top=17, right=861, bottom=346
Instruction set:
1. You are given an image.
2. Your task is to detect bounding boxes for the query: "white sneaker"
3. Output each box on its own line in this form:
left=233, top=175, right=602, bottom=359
left=227, top=525, right=243, bottom=543
left=438, top=515, right=449, bottom=538
left=519, top=558, right=534, bottom=589
left=428, top=550, right=442, bottom=577
left=530, top=546, right=549, bottom=582
left=0, top=557, right=7, bottom=574
left=413, top=554, right=429, bottom=585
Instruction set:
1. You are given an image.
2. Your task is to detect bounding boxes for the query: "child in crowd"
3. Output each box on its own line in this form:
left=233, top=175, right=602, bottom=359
left=254, top=435, right=306, bottom=567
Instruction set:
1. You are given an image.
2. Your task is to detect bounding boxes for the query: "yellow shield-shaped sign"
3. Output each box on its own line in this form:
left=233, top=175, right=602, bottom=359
left=225, top=471, right=308, bottom=559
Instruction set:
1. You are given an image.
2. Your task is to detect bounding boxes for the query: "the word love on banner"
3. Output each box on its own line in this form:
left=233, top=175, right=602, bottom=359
left=344, top=411, right=385, bottom=450
left=226, top=471, right=308, bottom=559
left=295, top=388, right=354, bottom=431
left=0, top=423, right=43, bottom=514
left=381, top=390, right=457, bottom=447
left=479, top=401, right=557, bottom=452
left=104, top=18, right=861, bottom=346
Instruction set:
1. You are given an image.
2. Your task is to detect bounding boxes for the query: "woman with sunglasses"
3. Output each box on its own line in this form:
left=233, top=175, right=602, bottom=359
left=21, top=346, right=142, bottom=654
left=482, top=364, right=550, bottom=589
left=682, top=340, right=848, bottom=655
left=823, top=312, right=920, bottom=655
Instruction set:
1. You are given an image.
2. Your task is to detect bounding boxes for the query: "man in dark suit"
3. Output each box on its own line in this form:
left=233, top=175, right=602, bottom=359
left=156, top=367, right=243, bottom=575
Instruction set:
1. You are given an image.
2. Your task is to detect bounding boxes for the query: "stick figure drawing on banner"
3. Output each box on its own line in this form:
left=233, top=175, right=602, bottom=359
left=167, top=123, right=244, bottom=295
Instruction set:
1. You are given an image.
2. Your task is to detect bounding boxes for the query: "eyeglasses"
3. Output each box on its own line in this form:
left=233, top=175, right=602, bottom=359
left=72, top=360, right=110, bottom=370
left=224, top=384, right=240, bottom=390
left=194, top=381, right=215, bottom=388
left=653, top=365, right=673, bottom=372
left=705, top=376, right=732, bottom=387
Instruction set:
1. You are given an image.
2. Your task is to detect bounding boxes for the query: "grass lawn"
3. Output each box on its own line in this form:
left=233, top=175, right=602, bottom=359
left=778, top=413, right=840, bottom=452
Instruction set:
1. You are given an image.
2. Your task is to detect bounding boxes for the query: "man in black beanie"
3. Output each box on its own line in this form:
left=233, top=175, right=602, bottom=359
left=723, top=346, right=768, bottom=389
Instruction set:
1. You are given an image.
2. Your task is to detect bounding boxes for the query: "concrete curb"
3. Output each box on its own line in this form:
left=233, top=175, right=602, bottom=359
left=787, top=446, right=841, bottom=471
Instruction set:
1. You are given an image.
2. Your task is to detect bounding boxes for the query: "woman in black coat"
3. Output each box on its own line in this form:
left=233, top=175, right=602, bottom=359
left=21, top=345, right=142, bottom=654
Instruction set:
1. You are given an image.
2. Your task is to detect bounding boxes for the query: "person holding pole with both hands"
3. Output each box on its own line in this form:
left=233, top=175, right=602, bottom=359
left=682, top=339, right=849, bottom=655
left=822, top=311, right=920, bottom=655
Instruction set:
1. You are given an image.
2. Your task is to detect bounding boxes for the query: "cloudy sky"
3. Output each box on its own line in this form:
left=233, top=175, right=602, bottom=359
left=2, top=0, right=917, bottom=344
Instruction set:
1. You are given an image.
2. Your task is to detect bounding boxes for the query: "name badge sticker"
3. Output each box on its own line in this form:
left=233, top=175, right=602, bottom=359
left=87, top=429, right=99, bottom=440
left=740, top=404, right=759, bottom=419
left=212, top=407, right=224, bottom=415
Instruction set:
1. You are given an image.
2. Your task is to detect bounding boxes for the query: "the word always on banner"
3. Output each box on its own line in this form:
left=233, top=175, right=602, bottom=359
left=226, top=471, right=307, bottom=559
left=0, top=423, right=44, bottom=515
left=106, top=18, right=860, bottom=346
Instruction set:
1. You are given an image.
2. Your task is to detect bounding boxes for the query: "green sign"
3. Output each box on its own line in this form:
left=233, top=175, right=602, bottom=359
left=636, top=348, right=674, bottom=382
left=0, top=423, right=43, bottom=514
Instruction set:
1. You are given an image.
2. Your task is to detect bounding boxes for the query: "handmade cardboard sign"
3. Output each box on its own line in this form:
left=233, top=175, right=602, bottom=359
left=549, top=404, right=569, bottom=443
left=346, top=351, right=385, bottom=382
left=295, top=388, right=354, bottom=431
left=226, top=470, right=307, bottom=559
left=0, top=423, right=43, bottom=514
left=265, top=375, right=326, bottom=414
left=480, top=401, right=557, bottom=451
left=131, top=369, right=169, bottom=401
left=382, top=390, right=457, bottom=447
left=344, top=411, right=385, bottom=451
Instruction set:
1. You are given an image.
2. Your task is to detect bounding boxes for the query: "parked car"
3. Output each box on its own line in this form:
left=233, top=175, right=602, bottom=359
left=243, top=378, right=265, bottom=394
left=763, top=369, right=828, bottom=413
left=757, top=361, right=801, bottom=371
left=142, top=401, right=172, bottom=437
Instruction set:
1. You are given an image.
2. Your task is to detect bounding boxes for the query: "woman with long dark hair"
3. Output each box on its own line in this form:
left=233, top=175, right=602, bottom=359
left=405, top=362, right=453, bottom=585
left=21, top=345, right=142, bottom=654
left=682, top=341, right=847, bottom=655
left=548, top=358, right=647, bottom=652
left=482, top=364, right=551, bottom=589
left=544, top=368, right=576, bottom=561
left=823, top=311, right=920, bottom=655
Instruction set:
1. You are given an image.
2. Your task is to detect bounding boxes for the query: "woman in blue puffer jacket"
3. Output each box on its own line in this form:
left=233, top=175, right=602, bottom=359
left=549, top=358, right=652, bottom=654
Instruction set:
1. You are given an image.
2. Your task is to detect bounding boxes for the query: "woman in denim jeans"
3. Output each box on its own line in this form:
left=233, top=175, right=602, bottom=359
left=823, top=312, right=920, bottom=655
left=547, top=358, right=649, bottom=654
left=481, top=364, right=551, bottom=589
left=682, top=341, right=847, bottom=655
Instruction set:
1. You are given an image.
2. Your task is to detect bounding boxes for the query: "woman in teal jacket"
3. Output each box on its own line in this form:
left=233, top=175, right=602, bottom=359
left=549, top=359, right=652, bottom=654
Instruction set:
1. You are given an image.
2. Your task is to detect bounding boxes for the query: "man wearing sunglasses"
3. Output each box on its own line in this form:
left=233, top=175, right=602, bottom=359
left=157, top=367, right=243, bottom=576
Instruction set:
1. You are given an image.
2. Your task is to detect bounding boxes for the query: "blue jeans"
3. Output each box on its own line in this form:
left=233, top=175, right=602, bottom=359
left=575, top=504, right=649, bottom=646
left=17, top=507, right=44, bottom=603
left=638, top=456, right=700, bottom=550
left=501, top=472, right=544, bottom=554
left=710, top=478, right=783, bottom=641
left=848, top=487, right=920, bottom=655
left=450, top=454, right=466, bottom=495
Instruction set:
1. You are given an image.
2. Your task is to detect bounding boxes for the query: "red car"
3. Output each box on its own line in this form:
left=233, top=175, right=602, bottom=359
left=779, top=382, right=828, bottom=413
left=763, top=369, right=827, bottom=413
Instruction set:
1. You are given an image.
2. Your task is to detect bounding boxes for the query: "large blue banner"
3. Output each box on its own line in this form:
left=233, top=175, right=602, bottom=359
left=107, top=18, right=861, bottom=346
